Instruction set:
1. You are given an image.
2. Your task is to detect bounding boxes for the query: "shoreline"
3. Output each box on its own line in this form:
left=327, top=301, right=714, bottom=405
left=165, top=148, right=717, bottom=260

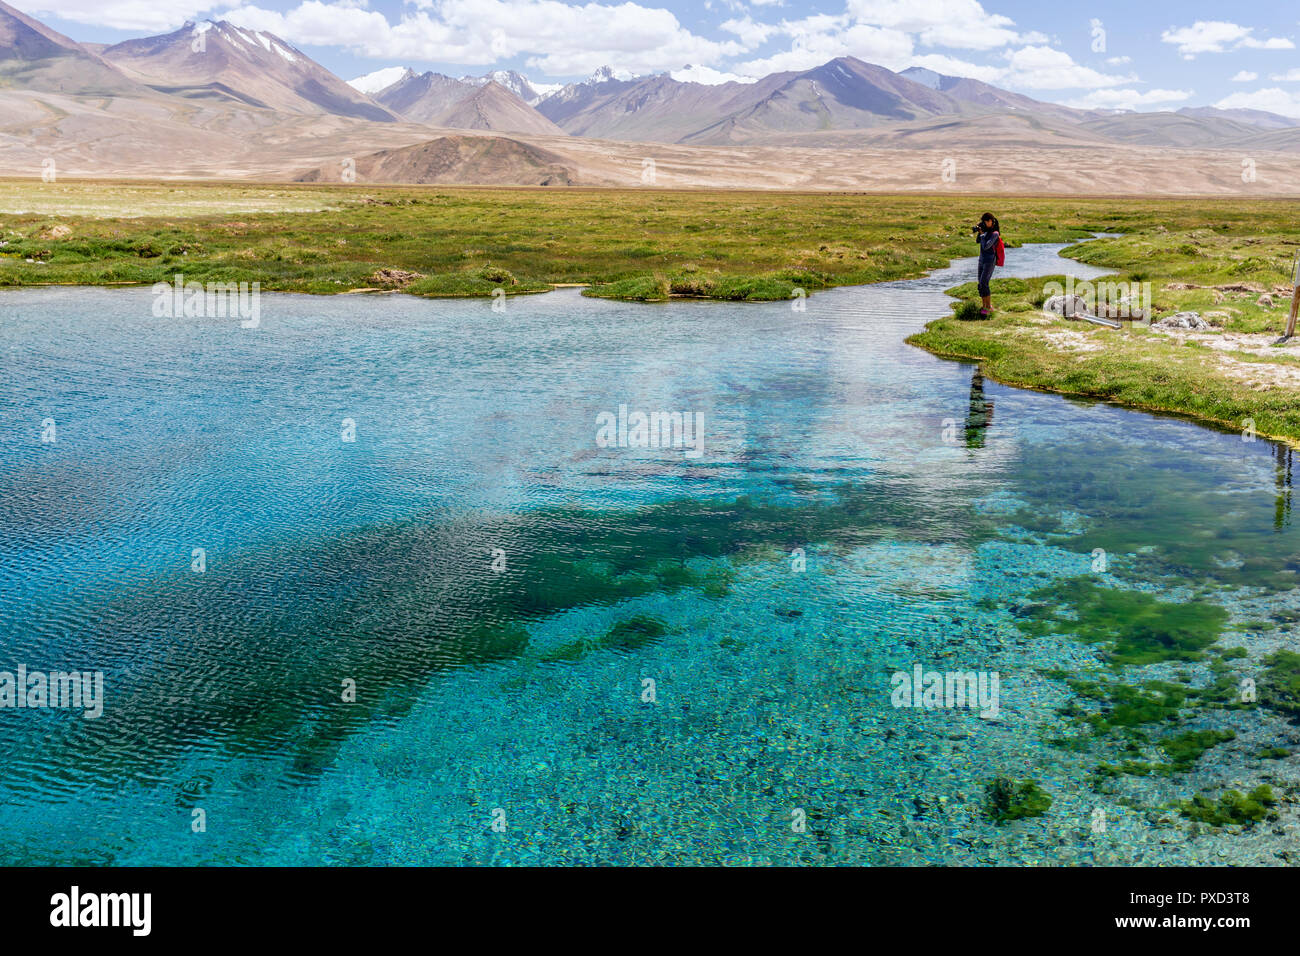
left=908, top=339, right=1300, bottom=451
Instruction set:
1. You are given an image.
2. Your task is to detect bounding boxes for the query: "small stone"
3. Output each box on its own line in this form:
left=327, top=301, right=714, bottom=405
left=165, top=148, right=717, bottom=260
left=1153, top=311, right=1211, bottom=331
left=1044, top=293, right=1090, bottom=319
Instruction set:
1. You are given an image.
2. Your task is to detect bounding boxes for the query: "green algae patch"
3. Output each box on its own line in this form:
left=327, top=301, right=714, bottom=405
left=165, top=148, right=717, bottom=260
left=1096, top=729, right=1236, bottom=779
left=1261, top=650, right=1300, bottom=720
left=1160, top=729, right=1237, bottom=771
left=537, top=614, right=669, bottom=665
left=1065, top=678, right=1190, bottom=734
left=1179, top=785, right=1278, bottom=827
left=604, top=614, right=668, bottom=651
left=985, top=777, right=1052, bottom=824
left=1017, top=578, right=1227, bottom=667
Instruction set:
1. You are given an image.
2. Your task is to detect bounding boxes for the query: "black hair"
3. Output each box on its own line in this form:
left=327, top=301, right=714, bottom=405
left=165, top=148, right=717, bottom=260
left=981, top=212, right=999, bottom=232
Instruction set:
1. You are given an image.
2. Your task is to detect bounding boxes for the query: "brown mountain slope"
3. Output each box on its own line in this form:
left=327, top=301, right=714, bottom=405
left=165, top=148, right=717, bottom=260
left=377, top=71, right=563, bottom=134
left=295, top=134, right=576, bottom=185
left=900, top=67, right=1088, bottom=125
left=683, top=59, right=958, bottom=145
left=538, top=71, right=790, bottom=143
left=0, top=0, right=145, bottom=95
left=540, top=57, right=1019, bottom=146
left=375, top=70, right=476, bottom=122
left=436, top=82, right=565, bottom=135
left=102, top=20, right=397, bottom=121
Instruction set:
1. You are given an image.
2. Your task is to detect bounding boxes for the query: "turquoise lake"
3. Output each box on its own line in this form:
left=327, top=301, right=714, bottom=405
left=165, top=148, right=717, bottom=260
left=1, top=242, right=1296, bottom=865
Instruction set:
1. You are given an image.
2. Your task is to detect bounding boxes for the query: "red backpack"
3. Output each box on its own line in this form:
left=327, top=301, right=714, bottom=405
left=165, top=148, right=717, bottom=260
left=995, top=236, right=1006, bottom=267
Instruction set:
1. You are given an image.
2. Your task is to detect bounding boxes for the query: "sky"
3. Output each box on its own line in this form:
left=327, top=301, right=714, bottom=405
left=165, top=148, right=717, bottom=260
left=19, top=0, right=1300, bottom=115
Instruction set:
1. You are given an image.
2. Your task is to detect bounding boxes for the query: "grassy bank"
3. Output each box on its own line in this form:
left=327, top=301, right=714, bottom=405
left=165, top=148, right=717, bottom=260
left=1, top=180, right=1294, bottom=303
left=909, top=224, right=1300, bottom=444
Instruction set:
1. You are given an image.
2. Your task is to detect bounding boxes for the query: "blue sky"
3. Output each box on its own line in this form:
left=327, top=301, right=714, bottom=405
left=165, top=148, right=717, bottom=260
left=21, top=0, right=1300, bottom=115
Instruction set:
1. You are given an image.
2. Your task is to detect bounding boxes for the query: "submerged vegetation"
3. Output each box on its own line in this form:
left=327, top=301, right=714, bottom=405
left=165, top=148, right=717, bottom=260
left=536, top=613, right=671, bottom=664
left=1179, top=785, right=1278, bottom=827
left=1096, top=730, right=1237, bottom=778
left=1015, top=578, right=1229, bottom=668
left=985, top=777, right=1052, bottom=824
left=1261, top=650, right=1300, bottom=720
left=1009, top=577, right=1285, bottom=815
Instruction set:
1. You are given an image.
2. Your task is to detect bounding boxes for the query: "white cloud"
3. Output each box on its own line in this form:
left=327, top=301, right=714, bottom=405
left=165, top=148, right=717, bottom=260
left=1271, top=69, right=1300, bottom=82
left=1243, top=37, right=1295, bottom=50
left=18, top=0, right=222, bottom=31
left=733, top=0, right=1050, bottom=76
left=736, top=20, right=914, bottom=76
left=1105, top=56, right=1131, bottom=66
left=845, top=0, right=1023, bottom=51
left=229, top=2, right=394, bottom=49
left=996, top=45, right=1135, bottom=90
left=225, top=0, right=743, bottom=75
left=720, top=15, right=780, bottom=49
left=1231, top=70, right=1259, bottom=82
left=671, top=64, right=756, bottom=84
left=905, top=53, right=1005, bottom=83
left=1161, top=20, right=1294, bottom=58
left=1215, top=88, right=1300, bottom=118
left=1063, top=88, right=1193, bottom=111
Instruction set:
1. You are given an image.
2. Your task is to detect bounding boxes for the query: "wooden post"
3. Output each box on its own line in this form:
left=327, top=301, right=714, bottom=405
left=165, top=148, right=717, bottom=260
left=1281, top=253, right=1300, bottom=343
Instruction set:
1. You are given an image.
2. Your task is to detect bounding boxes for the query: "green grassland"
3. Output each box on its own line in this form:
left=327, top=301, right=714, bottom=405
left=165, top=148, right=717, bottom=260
left=2, top=180, right=1299, bottom=439
left=0, top=180, right=1112, bottom=298
left=0, top=180, right=1284, bottom=299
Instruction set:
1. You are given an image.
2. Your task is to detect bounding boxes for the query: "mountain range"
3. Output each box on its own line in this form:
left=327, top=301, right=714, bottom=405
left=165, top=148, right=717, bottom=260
left=368, top=69, right=563, bottom=134
left=2, top=1, right=1299, bottom=192
left=353, top=52, right=1300, bottom=150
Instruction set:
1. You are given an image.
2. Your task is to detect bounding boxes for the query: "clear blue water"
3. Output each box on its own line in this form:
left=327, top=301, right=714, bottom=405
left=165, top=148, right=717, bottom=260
left=1, top=243, right=1296, bottom=865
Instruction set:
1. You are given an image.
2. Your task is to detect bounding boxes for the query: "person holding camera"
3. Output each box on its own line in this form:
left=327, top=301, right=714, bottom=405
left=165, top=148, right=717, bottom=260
left=972, top=213, right=1003, bottom=317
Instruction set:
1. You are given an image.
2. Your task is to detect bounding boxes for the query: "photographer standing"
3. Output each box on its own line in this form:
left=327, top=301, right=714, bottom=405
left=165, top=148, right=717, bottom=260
left=972, top=213, right=1002, bottom=317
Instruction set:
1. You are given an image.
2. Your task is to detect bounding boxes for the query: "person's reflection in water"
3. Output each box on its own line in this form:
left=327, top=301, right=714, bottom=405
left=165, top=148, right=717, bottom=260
left=1276, top=443, right=1293, bottom=531
left=964, top=368, right=995, bottom=449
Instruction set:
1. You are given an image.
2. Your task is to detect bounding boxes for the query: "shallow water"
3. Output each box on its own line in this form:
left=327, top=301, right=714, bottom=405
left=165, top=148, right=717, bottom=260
left=0, top=243, right=1296, bottom=865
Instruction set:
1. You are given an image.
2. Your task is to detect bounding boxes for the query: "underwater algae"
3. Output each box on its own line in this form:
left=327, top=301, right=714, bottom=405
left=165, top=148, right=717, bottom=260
left=1016, top=577, right=1229, bottom=668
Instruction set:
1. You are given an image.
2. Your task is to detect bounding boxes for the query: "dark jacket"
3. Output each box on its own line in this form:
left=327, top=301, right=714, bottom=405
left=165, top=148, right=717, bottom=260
left=977, top=229, right=1000, bottom=264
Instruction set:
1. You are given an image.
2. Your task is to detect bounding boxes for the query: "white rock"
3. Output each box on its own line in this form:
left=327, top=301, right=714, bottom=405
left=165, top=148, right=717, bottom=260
left=1043, top=293, right=1090, bottom=319
left=1153, top=311, right=1210, bottom=331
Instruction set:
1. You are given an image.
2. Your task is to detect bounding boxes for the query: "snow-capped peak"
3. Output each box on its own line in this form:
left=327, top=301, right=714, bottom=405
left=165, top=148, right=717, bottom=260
left=587, top=65, right=637, bottom=83
left=348, top=66, right=412, bottom=95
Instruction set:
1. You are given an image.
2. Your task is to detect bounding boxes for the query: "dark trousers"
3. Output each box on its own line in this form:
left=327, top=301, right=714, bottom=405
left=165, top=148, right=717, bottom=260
left=977, top=260, right=995, bottom=298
